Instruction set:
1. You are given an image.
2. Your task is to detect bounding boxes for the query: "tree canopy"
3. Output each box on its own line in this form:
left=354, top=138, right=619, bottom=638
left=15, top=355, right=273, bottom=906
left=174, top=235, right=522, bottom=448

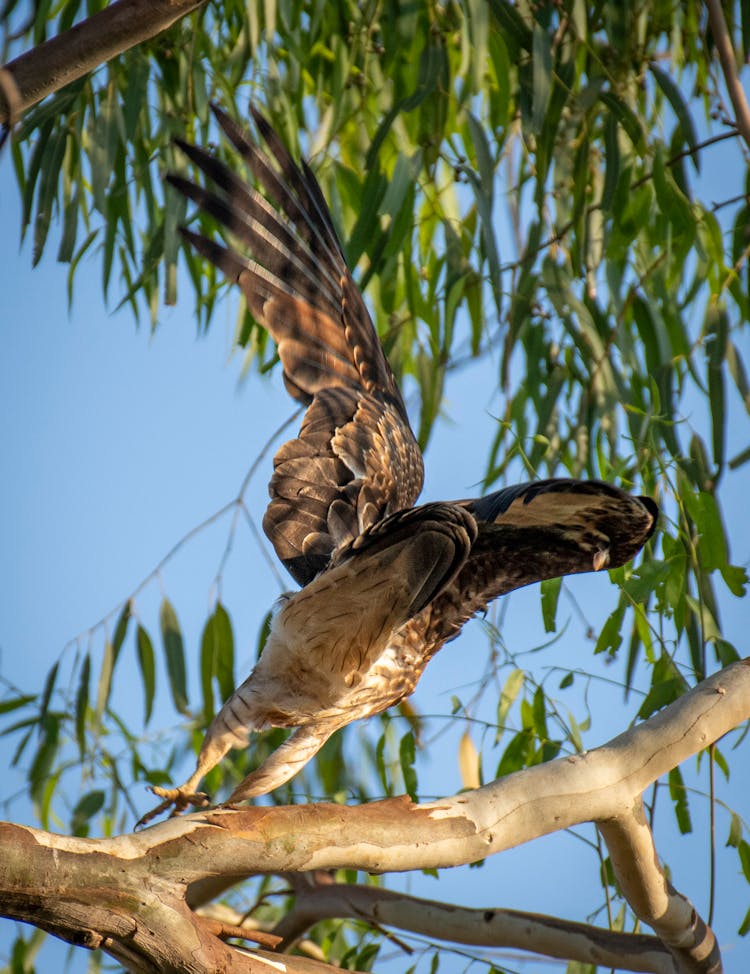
left=1, top=1, right=749, bottom=972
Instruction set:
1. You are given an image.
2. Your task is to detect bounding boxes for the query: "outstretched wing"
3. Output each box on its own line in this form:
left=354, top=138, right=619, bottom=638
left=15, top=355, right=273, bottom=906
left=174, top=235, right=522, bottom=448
left=421, top=479, right=658, bottom=646
left=168, top=105, right=423, bottom=585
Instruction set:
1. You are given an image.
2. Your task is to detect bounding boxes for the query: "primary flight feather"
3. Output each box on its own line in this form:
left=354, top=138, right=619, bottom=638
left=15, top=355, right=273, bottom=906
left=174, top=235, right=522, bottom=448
left=141, top=105, right=657, bottom=823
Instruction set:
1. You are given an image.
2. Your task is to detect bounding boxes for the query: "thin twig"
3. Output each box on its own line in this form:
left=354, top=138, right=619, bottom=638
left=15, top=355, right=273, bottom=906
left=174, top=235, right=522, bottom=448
left=711, top=191, right=750, bottom=212
left=65, top=406, right=302, bottom=655
left=705, top=0, right=750, bottom=152
left=211, top=405, right=302, bottom=592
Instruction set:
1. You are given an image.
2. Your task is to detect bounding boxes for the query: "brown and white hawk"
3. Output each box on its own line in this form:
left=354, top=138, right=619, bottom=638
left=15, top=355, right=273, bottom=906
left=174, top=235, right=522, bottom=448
left=143, top=105, right=657, bottom=822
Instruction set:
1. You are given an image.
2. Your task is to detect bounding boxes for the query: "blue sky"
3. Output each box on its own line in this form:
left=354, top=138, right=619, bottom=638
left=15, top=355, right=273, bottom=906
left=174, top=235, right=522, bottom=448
left=1, top=116, right=749, bottom=972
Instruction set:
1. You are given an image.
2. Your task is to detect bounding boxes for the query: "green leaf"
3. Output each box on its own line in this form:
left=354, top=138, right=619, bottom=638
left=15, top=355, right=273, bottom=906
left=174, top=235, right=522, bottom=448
left=399, top=731, right=418, bottom=801
left=57, top=187, right=80, bottom=263
left=720, top=565, right=747, bottom=598
left=729, top=443, right=750, bottom=471
left=200, top=602, right=236, bottom=722
left=67, top=229, right=99, bottom=309
left=488, top=0, right=532, bottom=52
left=714, top=638, right=741, bottom=666
left=466, top=111, right=494, bottom=197
left=727, top=812, right=743, bottom=848
left=39, top=661, right=59, bottom=719
left=622, top=559, right=670, bottom=603
left=631, top=295, right=671, bottom=373
left=540, top=576, right=562, bottom=632
left=136, top=624, right=156, bottom=724
left=594, top=602, right=625, bottom=656
left=33, top=125, right=67, bottom=265
left=90, top=85, right=119, bottom=216
left=344, top=166, right=386, bottom=270
left=530, top=24, right=552, bottom=136
left=726, top=339, right=750, bottom=415
left=738, top=839, right=750, bottom=882
left=638, top=656, right=689, bottom=719
left=652, top=145, right=693, bottom=236
left=712, top=746, right=729, bottom=780
left=29, top=714, right=60, bottom=804
left=668, top=766, right=692, bottom=834
left=211, top=603, right=235, bottom=702
left=531, top=686, right=548, bottom=741
left=75, top=653, right=90, bottom=759
left=20, top=118, right=53, bottom=235
left=200, top=620, right=216, bottom=724
left=94, top=641, right=115, bottom=728
left=496, top=729, right=532, bottom=778
left=159, top=599, right=189, bottom=715
left=462, top=167, right=502, bottom=320
left=601, top=111, right=620, bottom=213
left=375, top=731, right=391, bottom=797
left=0, top=695, right=36, bottom=716
left=71, top=789, right=105, bottom=836
left=650, top=64, right=700, bottom=168
left=693, top=490, right=729, bottom=573
left=163, top=180, right=186, bottom=306
left=112, top=600, right=131, bottom=662
left=495, top=668, right=524, bottom=742
left=704, top=306, right=727, bottom=474
left=122, top=53, right=150, bottom=139
left=599, top=91, right=645, bottom=152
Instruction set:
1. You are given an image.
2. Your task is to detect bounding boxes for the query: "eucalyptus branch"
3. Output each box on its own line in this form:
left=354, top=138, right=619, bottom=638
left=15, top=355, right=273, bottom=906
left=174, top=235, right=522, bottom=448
left=2, top=659, right=746, bottom=974
left=599, top=803, right=720, bottom=973
left=272, top=875, right=675, bottom=973
left=0, top=0, right=207, bottom=125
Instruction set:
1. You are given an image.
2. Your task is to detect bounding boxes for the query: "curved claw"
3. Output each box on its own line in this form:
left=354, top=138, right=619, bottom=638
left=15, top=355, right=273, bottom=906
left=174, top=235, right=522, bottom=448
left=134, top=785, right=212, bottom=830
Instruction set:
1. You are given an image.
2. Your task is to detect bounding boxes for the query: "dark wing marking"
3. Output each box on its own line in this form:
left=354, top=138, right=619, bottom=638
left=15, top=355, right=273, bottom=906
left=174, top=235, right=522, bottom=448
left=422, top=478, right=658, bottom=645
left=264, top=385, right=425, bottom=583
left=332, top=501, right=479, bottom=617
left=169, top=105, right=424, bottom=585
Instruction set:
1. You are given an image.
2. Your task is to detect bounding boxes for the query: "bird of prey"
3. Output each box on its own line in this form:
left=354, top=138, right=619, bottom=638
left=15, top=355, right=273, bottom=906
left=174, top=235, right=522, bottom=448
left=142, top=105, right=657, bottom=823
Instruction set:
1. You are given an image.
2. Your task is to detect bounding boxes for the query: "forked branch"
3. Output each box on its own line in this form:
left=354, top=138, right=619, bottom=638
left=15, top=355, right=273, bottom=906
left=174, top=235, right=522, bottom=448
left=0, top=660, right=746, bottom=972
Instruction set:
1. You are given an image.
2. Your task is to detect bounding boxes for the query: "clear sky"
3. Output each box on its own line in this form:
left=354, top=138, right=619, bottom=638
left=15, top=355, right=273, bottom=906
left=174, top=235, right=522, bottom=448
left=0, top=119, right=748, bottom=972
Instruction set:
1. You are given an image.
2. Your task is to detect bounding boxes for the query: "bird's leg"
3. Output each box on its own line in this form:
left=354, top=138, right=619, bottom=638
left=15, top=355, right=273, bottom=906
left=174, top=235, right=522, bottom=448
left=225, top=723, right=337, bottom=804
left=135, top=733, right=236, bottom=829
left=136, top=769, right=210, bottom=830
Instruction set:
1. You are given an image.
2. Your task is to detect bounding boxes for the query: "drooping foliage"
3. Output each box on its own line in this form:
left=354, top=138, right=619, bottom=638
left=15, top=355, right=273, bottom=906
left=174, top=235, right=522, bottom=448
left=1, top=0, right=749, bottom=968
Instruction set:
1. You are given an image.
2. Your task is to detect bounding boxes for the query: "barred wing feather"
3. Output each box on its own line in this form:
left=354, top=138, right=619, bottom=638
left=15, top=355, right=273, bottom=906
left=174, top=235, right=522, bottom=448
left=420, top=479, right=658, bottom=647
left=168, top=105, right=424, bottom=586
